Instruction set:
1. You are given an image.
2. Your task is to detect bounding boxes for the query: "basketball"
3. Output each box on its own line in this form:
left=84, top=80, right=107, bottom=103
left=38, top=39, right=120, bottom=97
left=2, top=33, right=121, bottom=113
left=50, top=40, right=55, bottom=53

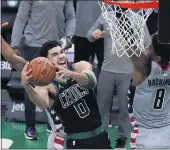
left=28, top=57, right=56, bottom=86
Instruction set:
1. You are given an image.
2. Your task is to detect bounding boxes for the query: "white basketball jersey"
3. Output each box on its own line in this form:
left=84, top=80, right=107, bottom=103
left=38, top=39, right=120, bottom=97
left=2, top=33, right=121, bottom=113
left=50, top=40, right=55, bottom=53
left=133, top=61, right=170, bottom=128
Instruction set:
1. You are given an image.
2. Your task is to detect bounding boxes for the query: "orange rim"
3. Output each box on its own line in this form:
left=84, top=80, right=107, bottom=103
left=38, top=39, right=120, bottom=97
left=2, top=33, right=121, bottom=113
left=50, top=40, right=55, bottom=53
left=101, top=0, right=159, bottom=8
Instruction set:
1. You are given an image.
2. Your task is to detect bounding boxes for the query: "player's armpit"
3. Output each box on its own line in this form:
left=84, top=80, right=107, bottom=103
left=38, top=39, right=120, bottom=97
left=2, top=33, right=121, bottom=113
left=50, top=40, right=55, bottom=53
left=1, top=36, right=27, bottom=73
left=48, top=83, right=59, bottom=106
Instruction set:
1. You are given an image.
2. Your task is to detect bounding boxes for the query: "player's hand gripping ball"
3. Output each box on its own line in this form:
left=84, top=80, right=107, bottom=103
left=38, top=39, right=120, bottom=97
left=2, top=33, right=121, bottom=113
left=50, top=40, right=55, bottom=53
left=28, top=57, right=57, bottom=86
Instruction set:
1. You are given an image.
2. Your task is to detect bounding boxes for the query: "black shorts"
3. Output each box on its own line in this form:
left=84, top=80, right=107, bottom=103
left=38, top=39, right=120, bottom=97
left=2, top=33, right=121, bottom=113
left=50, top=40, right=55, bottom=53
left=66, top=131, right=112, bottom=149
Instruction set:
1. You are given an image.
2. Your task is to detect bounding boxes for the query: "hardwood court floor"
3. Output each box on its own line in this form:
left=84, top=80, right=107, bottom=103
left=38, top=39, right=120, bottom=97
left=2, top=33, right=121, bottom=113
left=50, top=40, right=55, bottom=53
left=1, top=120, right=131, bottom=149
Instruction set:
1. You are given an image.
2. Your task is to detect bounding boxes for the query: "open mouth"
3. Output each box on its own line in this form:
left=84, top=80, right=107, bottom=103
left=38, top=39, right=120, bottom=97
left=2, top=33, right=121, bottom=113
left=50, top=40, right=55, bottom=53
left=58, top=60, right=66, bottom=66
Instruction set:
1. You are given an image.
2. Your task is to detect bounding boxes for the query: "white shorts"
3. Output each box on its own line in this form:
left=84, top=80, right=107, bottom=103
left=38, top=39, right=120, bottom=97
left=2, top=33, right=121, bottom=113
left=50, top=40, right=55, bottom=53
left=130, top=121, right=170, bottom=148
left=47, top=131, right=65, bottom=150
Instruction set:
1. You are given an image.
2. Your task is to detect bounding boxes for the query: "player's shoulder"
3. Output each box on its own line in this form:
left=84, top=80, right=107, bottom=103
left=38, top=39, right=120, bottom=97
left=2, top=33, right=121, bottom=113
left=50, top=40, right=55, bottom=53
left=74, top=61, right=91, bottom=67
left=47, top=83, right=59, bottom=98
left=73, top=61, right=92, bottom=70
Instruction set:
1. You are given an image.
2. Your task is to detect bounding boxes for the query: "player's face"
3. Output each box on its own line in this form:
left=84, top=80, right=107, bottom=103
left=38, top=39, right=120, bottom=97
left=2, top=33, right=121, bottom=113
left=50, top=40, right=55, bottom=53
left=47, top=46, right=68, bottom=68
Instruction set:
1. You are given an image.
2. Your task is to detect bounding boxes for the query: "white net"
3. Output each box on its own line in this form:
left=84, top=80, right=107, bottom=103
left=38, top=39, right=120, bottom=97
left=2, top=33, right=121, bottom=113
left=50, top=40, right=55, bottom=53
left=98, top=1, right=154, bottom=57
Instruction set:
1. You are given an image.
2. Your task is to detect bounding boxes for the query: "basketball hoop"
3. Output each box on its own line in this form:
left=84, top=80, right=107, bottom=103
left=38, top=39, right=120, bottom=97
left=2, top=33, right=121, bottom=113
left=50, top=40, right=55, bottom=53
left=98, top=0, right=159, bottom=57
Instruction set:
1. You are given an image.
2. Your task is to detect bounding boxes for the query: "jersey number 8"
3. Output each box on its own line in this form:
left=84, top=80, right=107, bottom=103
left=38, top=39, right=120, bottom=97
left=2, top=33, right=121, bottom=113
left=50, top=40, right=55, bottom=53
left=153, top=88, right=166, bottom=110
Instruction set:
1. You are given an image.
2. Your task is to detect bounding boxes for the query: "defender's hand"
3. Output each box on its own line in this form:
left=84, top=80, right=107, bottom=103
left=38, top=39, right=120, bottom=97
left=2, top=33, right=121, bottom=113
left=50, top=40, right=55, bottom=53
left=1, top=22, right=9, bottom=34
left=21, top=62, right=33, bottom=86
left=92, top=29, right=105, bottom=39
left=1, top=22, right=8, bottom=28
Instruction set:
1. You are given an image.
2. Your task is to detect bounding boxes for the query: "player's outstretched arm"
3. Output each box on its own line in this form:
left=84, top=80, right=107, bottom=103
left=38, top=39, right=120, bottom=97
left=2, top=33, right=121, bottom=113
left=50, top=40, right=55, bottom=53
left=1, top=23, right=27, bottom=73
left=73, top=61, right=97, bottom=89
left=123, top=22, right=151, bottom=73
left=55, top=61, right=97, bottom=89
left=21, top=62, right=52, bottom=109
left=126, top=45, right=151, bottom=86
left=1, top=37, right=27, bottom=73
left=67, top=61, right=97, bottom=89
left=127, top=45, right=149, bottom=70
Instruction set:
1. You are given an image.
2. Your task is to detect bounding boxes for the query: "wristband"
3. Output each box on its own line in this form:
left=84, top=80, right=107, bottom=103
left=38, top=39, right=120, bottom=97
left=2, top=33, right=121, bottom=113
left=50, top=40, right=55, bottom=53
left=83, top=73, right=96, bottom=89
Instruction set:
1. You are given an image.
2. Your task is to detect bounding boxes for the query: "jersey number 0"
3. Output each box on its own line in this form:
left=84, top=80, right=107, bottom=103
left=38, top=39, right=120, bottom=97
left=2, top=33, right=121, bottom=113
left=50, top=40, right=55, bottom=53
left=73, top=99, right=90, bottom=118
left=153, top=88, right=166, bottom=110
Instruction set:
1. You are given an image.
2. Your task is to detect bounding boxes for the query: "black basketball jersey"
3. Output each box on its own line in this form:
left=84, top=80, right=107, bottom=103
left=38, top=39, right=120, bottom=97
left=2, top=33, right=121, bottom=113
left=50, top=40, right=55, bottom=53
left=51, top=69, right=102, bottom=134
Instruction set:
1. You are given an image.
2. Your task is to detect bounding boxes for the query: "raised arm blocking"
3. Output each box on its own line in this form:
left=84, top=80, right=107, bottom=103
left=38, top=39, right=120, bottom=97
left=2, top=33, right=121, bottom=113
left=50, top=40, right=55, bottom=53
left=1, top=36, right=27, bottom=73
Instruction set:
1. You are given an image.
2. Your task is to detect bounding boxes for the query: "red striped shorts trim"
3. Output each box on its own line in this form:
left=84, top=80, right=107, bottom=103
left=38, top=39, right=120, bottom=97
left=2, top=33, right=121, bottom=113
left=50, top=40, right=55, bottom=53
left=129, top=112, right=139, bottom=149
left=54, top=135, right=64, bottom=150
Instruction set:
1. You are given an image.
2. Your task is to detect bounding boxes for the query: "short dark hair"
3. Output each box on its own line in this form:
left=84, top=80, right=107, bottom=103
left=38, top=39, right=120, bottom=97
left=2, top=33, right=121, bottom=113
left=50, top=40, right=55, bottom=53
left=152, top=33, right=170, bottom=61
left=39, top=40, right=61, bottom=57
